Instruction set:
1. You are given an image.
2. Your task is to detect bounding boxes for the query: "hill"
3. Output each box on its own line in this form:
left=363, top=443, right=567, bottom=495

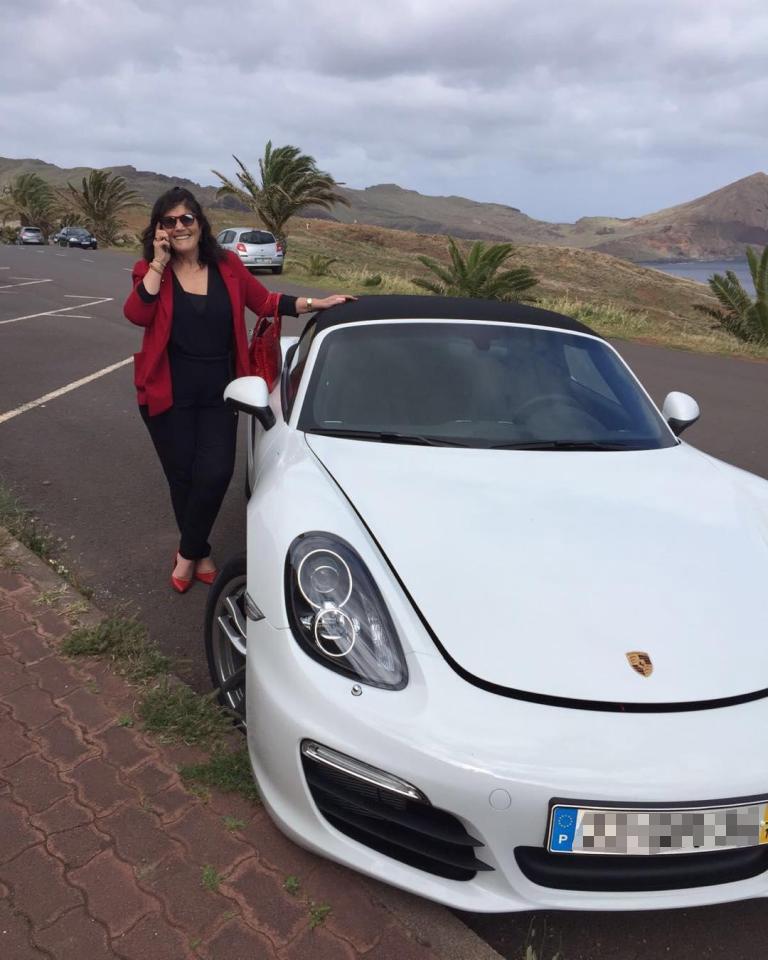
left=0, top=157, right=245, bottom=211
left=1, top=156, right=766, bottom=261
left=322, top=174, right=768, bottom=261
left=587, top=172, right=768, bottom=260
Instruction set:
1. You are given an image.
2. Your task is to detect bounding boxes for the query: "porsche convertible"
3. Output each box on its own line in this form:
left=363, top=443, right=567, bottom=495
left=204, top=295, right=768, bottom=912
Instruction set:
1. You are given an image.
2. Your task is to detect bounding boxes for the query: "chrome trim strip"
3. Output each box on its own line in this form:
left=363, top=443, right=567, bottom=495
left=301, top=740, right=426, bottom=803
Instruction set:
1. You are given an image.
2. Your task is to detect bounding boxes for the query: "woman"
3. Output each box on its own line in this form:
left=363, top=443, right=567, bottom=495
left=124, top=186, right=351, bottom=593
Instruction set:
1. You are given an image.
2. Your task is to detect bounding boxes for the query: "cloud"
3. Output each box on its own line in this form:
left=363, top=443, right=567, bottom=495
left=1, top=0, right=767, bottom=220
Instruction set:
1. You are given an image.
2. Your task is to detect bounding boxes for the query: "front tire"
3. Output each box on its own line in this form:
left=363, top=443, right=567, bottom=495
left=204, top=553, right=247, bottom=726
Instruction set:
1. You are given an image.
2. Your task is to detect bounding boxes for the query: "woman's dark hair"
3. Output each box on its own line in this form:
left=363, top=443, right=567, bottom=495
left=140, top=186, right=224, bottom=265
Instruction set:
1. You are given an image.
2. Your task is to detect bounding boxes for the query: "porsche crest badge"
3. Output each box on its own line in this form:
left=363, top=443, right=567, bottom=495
left=626, top=651, right=653, bottom=677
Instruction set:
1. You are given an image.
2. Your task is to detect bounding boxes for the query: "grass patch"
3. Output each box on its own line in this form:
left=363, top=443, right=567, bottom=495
left=222, top=816, right=246, bottom=832
left=201, top=864, right=223, bottom=892
left=35, top=584, right=69, bottom=607
left=61, top=598, right=89, bottom=623
left=62, top=615, right=170, bottom=681
left=138, top=678, right=231, bottom=746
left=539, top=295, right=768, bottom=359
left=187, top=783, right=211, bottom=803
left=308, top=903, right=332, bottom=929
left=179, top=746, right=260, bottom=802
left=0, top=483, right=55, bottom=560
left=283, top=875, right=300, bottom=896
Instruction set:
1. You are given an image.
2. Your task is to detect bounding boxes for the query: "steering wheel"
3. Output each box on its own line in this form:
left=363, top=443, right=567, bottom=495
left=514, top=393, right=583, bottom=420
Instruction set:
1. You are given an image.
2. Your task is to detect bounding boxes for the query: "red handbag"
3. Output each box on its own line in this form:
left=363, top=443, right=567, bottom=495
left=248, top=302, right=282, bottom=392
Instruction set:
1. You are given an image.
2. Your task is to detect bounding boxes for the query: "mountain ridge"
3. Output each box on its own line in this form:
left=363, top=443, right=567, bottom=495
left=1, top=156, right=765, bottom=261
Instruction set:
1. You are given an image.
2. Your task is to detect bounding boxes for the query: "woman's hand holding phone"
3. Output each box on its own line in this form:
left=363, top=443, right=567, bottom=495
left=153, top=229, right=172, bottom=266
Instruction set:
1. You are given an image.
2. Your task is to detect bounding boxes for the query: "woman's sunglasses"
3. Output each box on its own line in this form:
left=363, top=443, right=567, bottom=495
left=158, top=213, right=197, bottom=230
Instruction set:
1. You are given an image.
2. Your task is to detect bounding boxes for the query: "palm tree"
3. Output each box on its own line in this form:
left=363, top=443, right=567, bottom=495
left=0, top=173, right=57, bottom=233
left=413, top=238, right=539, bottom=301
left=212, top=142, right=349, bottom=244
left=695, top=246, right=768, bottom=344
left=62, top=170, right=139, bottom=245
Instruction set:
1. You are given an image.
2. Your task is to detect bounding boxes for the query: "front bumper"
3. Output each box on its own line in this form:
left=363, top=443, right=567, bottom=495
left=246, top=618, right=768, bottom=912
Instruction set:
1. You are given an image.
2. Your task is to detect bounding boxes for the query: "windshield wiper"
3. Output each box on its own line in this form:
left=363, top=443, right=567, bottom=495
left=490, top=440, right=640, bottom=451
left=306, top=428, right=469, bottom=447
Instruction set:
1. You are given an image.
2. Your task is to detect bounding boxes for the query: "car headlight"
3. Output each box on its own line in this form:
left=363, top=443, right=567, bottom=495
left=285, top=532, right=407, bottom=690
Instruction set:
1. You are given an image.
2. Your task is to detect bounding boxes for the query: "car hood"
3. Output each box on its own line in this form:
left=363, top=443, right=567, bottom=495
left=306, top=435, right=768, bottom=706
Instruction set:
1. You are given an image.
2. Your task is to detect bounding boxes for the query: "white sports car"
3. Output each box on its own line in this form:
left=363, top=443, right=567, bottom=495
left=205, top=295, right=768, bottom=913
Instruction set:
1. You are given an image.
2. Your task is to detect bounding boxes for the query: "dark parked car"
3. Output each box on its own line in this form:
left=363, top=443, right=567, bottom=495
left=17, top=227, right=46, bottom=245
left=57, top=227, right=98, bottom=250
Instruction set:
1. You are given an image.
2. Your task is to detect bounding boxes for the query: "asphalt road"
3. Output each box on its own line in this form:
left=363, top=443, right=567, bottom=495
left=1, top=243, right=766, bottom=960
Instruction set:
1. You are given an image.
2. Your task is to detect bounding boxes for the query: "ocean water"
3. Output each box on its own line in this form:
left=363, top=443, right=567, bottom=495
left=642, top=259, right=755, bottom=295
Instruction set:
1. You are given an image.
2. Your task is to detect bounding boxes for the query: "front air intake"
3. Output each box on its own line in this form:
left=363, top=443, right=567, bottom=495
left=301, top=741, right=492, bottom=881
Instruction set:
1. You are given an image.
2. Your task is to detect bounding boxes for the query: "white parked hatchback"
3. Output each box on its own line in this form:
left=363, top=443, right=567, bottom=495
left=207, top=295, right=768, bottom=913
left=216, top=227, right=284, bottom=274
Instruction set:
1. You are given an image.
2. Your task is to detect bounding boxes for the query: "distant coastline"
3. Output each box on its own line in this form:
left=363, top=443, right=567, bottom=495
left=641, top=258, right=755, bottom=295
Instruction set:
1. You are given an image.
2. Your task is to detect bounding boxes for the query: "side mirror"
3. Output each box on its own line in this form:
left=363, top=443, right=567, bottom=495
left=224, top=377, right=275, bottom=430
left=661, top=391, right=700, bottom=436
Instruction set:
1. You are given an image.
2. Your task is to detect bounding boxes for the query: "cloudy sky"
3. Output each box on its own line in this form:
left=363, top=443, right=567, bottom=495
left=2, top=0, right=767, bottom=222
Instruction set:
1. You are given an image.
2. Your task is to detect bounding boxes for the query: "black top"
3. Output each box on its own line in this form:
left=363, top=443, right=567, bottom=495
left=169, top=263, right=233, bottom=358
left=306, top=294, right=600, bottom=339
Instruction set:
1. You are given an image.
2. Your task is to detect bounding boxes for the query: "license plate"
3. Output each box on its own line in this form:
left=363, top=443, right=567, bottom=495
left=548, top=799, right=768, bottom=855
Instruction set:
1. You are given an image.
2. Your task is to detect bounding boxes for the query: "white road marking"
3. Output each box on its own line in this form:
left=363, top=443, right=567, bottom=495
left=56, top=253, right=66, bottom=257
left=64, top=294, right=102, bottom=299
left=0, top=296, right=113, bottom=326
left=0, top=357, right=133, bottom=425
left=59, top=314, right=92, bottom=319
left=81, top=258, right=94, bottom=263
left=0, top=278, right=53, bottom=290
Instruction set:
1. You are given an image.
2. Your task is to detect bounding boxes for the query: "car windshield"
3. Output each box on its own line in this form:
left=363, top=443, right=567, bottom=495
left=298, top=322, right=676, bottom=450
left=24, top=228, right=42, bottom=235
left=240, top=230, right=274, bottom=245
left=69, top=228, right=89, bottom=237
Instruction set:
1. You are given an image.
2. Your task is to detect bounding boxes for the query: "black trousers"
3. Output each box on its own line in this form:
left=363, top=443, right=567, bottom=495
left=140, top=387, right=238, bottom=560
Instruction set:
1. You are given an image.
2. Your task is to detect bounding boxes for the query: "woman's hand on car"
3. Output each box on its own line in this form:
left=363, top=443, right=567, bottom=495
left=314, top=294, right=357, bottom=309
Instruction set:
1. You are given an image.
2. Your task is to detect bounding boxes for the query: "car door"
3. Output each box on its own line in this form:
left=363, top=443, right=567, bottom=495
left=217, top=230, right=236, bottom=252
left=245, top=335, right=302, bottom=497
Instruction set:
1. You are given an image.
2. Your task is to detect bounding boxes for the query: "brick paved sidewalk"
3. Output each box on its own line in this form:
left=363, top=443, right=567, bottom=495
left=0, top=535, right=498, bottom=960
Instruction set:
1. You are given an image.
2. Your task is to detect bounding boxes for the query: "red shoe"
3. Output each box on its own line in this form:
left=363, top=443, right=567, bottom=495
left=171, top=553, right=194, bottom=594
left=195, top=565, right=218, bottom=585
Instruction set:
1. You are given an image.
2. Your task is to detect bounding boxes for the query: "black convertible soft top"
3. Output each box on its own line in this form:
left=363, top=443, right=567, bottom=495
left=309, top=294, right=601, bottom=339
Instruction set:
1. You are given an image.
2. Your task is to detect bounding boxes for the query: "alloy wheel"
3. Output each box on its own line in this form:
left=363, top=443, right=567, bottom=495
left=207, top=567, right=247, bottom=725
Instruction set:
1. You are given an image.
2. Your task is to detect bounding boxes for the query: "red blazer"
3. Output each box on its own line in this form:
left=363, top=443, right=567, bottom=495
left=124, top=251, right=281, bottom=416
